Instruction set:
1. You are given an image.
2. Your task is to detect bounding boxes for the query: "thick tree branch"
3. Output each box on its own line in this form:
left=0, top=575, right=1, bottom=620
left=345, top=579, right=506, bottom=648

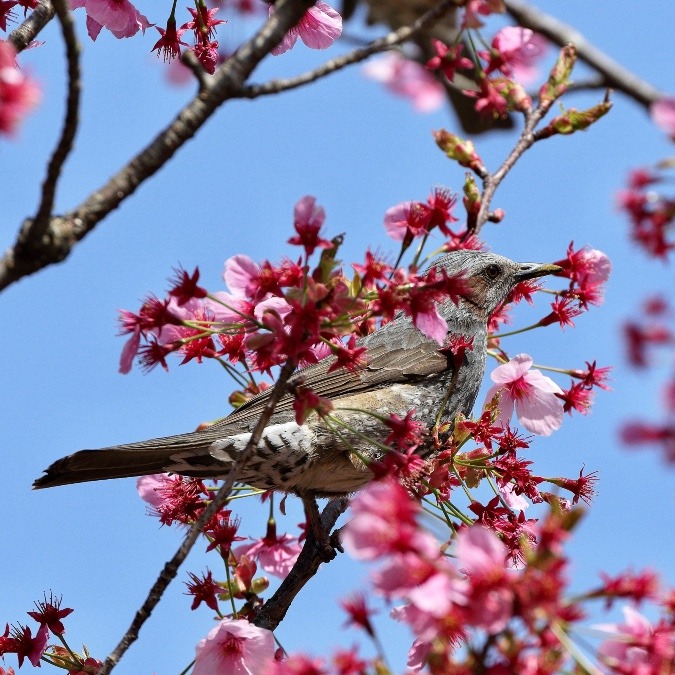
left=253, top=497, right=350, bottom=631
left=238, top=0, right=458, bottom=99
left=504, top=0, right=663, bottom=107
left=8, top=0, right=54, bottom=52
left=0, top=0, right=316, bottom=293
left=98, top=359, right=298, bottom=675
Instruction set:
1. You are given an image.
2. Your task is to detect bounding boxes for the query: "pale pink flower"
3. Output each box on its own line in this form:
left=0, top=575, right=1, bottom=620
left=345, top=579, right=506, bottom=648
left=499, top=482, right=529, bottom=510
left=136, top=474, right=170, bottom=510
left=485, top=354, right=564, bottom=436
left=224, top=254, right=260, bottom=298
left=342, top=478, right=438, bottom=561
left=383, top=201, right=415, bottom=241
left=363, top=53, right=444, bottom=113
left=270, top=1, right=342, bottom=56
left=193, top=618, right=275, bottom=675
left=454, top=525, right=513, bottom=632
left=596, top=606, right=661, bottom=673
left=489, top=26, right=547, bottom=84
left=650, top=96, right=675, bottom=140
left=234, top=533, right=302, bottom=579
left=0, top=40, right=40, bottom=136
left=70, top=0, right=150, bottom=40
left=456, top=524, right=507, bottom=577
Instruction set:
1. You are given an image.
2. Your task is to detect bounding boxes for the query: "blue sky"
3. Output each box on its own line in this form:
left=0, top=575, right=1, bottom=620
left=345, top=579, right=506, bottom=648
left=2, top=0, right=674, bottom=672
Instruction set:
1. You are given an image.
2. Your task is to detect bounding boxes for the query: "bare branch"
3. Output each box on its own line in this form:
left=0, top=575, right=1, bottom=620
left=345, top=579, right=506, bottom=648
left=238, top=0, right=458, bottom=99
left=8, top=0, right=55, bottom=52
left=25, top=0, right=81, bottom=249
left=98, top=358, right=298, bottom=675
left=0, top=0, right=316, bottom=293
left=253, top=497, right=350, bottom=632
left=504, top=0, right=663, bottom=107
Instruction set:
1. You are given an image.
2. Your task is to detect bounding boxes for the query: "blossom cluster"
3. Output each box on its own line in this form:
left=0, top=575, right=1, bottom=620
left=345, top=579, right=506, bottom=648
left=621, top=293, right=675, bottom=464
left=617, top=164, right=675, bottom=259
left=117, top=195, right=475, bottom=384
left=64, top=0, right=342, bottom=74
left=366, top=20, right=547, bottom=117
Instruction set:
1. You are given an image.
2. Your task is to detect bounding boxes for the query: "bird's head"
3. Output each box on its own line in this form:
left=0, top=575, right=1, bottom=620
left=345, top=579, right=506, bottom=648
left=433, top=250, right=562, bottom=318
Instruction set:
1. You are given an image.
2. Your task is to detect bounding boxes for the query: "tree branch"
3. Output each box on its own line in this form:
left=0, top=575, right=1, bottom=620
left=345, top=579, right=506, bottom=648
left=22, top=0, right=81, bottom=254
left=8, top=0, right=54, bottom=52
left=237, top=0, right=458, bottom=99
left=0, top=0, right=316, bottom=293
left=98, top=358, right=298, bottom=675
left=504, top=0, right=663, bottom=107
left=253, top=497, right=350, bottom=632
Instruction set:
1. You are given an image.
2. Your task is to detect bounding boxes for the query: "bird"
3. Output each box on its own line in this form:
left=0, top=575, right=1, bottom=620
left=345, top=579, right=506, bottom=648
left=34, top=251, right=560, bottom=495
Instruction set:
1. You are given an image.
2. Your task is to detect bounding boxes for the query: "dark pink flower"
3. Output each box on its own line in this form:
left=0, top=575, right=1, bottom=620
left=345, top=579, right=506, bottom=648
left=287, top=195, right=331, bottom=257
left=270, top=1, right=341, bottom=56
left=151, top=17, right=188, bottom=61
left=192, top=619, right=275, bottom=675
left=27, top=593, right=73, bottom=635
left=485, top=353, right=564, bottom=435
left=426, top=40, right=473, bottom=81
left=363, top=53, right=444, bottom=113
left=0, top=40, right=40, bottom=136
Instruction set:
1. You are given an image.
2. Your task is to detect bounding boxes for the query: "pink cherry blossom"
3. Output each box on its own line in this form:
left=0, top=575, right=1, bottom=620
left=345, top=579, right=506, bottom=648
left=70, top=0, right=150, bottom=40
left=596, top=605, right=671, bottom=673
left=488, top=26, right=548, bottom=84
left=363, top=53, right=445, bottom=113
left=193, top=618, right=275, bottom=675
left=234, top=533, right=302, bottom=579
left=270, top=1, right=342, bottom=56
left=485, top=354, right=564, bottom=435
left=342, top=478, right=439, bottom=561
left=0, top=40, right=40, bottom=136
left=650, top=96, right=675, bottom=140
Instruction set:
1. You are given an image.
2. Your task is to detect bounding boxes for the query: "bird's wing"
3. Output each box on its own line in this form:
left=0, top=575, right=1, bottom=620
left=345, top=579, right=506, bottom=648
left=210, top=319, right=450, bottom=431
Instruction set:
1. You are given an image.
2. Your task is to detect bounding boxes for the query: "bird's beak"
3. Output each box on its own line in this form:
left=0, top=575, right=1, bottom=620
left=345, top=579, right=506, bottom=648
left=515, top=262, right=563, bottom=281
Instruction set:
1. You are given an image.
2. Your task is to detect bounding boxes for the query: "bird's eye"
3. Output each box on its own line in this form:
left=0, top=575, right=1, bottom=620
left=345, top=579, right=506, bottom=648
left=485, top=264, right=501, bottom=280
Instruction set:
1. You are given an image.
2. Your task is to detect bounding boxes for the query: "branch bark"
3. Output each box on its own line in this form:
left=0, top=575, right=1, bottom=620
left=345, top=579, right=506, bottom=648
left=0, top=0, right=316, bottom=293
left=504, top=0, right=663, bottom=107
left=98, top=359, right=298, bottom=675
left=253, top=497, right=350, bottom=631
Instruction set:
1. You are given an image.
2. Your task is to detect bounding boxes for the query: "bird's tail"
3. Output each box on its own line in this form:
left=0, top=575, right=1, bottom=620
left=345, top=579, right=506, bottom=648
left=32, top=430, right=222, bottom=489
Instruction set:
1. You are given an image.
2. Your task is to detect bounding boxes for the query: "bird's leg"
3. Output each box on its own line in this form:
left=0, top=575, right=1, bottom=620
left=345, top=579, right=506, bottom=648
left=300, top=493, right=340, bottom=562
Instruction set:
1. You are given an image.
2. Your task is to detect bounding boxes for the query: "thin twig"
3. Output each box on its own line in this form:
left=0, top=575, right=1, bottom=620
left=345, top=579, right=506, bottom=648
left=253, top=497, right=350, bottom=631
left=97, top=358, right=297, bottom=675
left=18, top=0, right=81, bottom=260
left=504, top=0, right=662, bottom=107
left=8, top=0, right=55, bottom=52
left=237, top=0, right=459, bottom=99
left=0, top=0, right=316, bottom=293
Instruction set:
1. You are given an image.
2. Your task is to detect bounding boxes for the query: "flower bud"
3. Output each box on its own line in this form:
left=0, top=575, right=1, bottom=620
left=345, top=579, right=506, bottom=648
left=433, top=129, right=486, bottom=175
left=539, top=44, right=577, bottom=107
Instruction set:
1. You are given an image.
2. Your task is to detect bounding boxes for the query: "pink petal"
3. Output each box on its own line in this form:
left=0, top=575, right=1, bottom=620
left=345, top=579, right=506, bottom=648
left=224, top=254, right=259, bottom=297
left=299, top=1, right=342, bottom=49
left=456, top=525, right=507, bottom=576
left=413, top=305, right=447, bottom=344
left=490, top=353, right=533, bottom=384
left=650, top=97, right=675, bottom=138
left=514, top=383, right=564, bottom=436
